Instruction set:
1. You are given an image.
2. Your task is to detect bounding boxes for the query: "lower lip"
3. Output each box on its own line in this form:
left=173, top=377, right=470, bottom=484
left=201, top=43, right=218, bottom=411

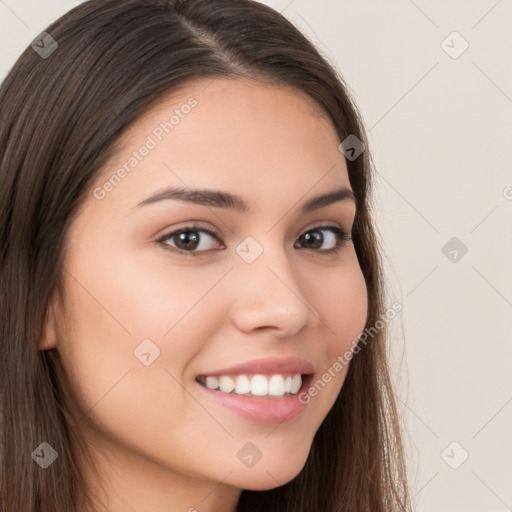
left=195, top=375, right=313, bottom=425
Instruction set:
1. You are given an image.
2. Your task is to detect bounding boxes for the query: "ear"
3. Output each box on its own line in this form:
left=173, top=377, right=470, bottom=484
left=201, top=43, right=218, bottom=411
left=39, top=297, right=59, bottom=351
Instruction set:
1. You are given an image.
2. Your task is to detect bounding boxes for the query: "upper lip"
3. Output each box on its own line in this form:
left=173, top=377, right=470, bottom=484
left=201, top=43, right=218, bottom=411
left=197, top=357, right=315, bottom=377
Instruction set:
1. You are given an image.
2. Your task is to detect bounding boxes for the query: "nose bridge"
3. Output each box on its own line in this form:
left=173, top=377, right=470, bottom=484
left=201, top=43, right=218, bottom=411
left=229, top=233, right=319, bottom=334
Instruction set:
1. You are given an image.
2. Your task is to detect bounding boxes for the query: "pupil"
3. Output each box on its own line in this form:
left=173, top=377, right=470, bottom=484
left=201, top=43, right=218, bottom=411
left=177, top=231, right=199, bottom=250
left=303, top=230, right=322, bottom=249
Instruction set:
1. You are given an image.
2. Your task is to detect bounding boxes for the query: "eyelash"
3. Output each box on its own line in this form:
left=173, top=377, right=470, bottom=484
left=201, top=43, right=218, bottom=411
left=155, top=223, right=352, bottom=258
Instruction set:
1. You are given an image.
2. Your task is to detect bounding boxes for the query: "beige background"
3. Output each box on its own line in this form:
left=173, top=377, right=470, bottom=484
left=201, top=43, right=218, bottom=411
left=1, top=1, right=511, bottom=510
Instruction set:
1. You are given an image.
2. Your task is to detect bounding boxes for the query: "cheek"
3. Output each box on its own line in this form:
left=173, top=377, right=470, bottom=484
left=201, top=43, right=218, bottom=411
left=54, top=257, right=208, bottom=466
left=110, top=254, right=233, bottom=371
left=65, top=239, right=220, bottom=343
left=56, top=248, right=227, bottom=408
left=301, top=255, right=368, bottom=404
left=313, top=256, right=368, bottom=352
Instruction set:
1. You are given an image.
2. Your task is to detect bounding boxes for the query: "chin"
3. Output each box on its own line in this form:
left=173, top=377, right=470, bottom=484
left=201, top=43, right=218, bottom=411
left=232, top=449, right=310, bottom=491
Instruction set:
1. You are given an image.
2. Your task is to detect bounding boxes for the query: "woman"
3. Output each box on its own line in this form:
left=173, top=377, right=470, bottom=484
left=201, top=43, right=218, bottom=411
left=0, top=0, right=410, bottom=510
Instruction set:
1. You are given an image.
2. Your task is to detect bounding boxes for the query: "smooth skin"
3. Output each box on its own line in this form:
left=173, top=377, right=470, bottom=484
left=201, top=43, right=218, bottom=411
left=41, top=78, right=368, bottom=512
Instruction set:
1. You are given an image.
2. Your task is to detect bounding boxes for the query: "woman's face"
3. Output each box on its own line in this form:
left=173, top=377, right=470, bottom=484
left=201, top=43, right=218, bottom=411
left=45, top=78, right=368, bottom=506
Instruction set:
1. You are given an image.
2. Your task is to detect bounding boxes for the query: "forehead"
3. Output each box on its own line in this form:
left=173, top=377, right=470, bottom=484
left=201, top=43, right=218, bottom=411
left=91, top=77, right=351, bottom=212
left=116, top=77, right=341, bottom=155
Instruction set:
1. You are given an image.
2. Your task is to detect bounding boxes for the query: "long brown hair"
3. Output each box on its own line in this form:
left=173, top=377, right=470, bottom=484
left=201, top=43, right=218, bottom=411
left=0, top=1, right=410, bottom=510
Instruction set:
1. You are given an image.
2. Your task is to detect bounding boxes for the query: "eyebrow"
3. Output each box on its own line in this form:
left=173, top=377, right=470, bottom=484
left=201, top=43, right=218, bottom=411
left=133, top=185, right=356, bottom=213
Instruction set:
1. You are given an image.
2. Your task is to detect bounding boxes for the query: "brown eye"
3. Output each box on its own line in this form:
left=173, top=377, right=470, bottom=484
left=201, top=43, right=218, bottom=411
left=157, top=226, right=223, bottom=255
left=294, top=226, right=351, bottom=254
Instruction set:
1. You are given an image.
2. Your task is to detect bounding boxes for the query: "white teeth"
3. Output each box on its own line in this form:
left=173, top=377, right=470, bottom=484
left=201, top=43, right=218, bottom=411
left=268, top=375, right=285, bottom=396
left=284, top=376, right=292, bottom=393
left=205, top=376, right=219, bottom=390
left=200, top=373, right=303, bottom=397
left=291, top=374, right=302, bottom=394
left=251, top=375, right=268, bottom=396
left=235, top=375, right=251, bottom=394
left=219, top=376, right=235, bottom=393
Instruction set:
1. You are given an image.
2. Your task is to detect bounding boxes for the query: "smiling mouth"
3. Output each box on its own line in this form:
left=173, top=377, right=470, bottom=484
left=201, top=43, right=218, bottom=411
left=195, top=372, right=312, bottom=398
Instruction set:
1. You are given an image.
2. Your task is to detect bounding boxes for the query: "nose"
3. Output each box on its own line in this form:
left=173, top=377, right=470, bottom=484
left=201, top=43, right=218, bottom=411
left=228, top=242, right=320, bottom=337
